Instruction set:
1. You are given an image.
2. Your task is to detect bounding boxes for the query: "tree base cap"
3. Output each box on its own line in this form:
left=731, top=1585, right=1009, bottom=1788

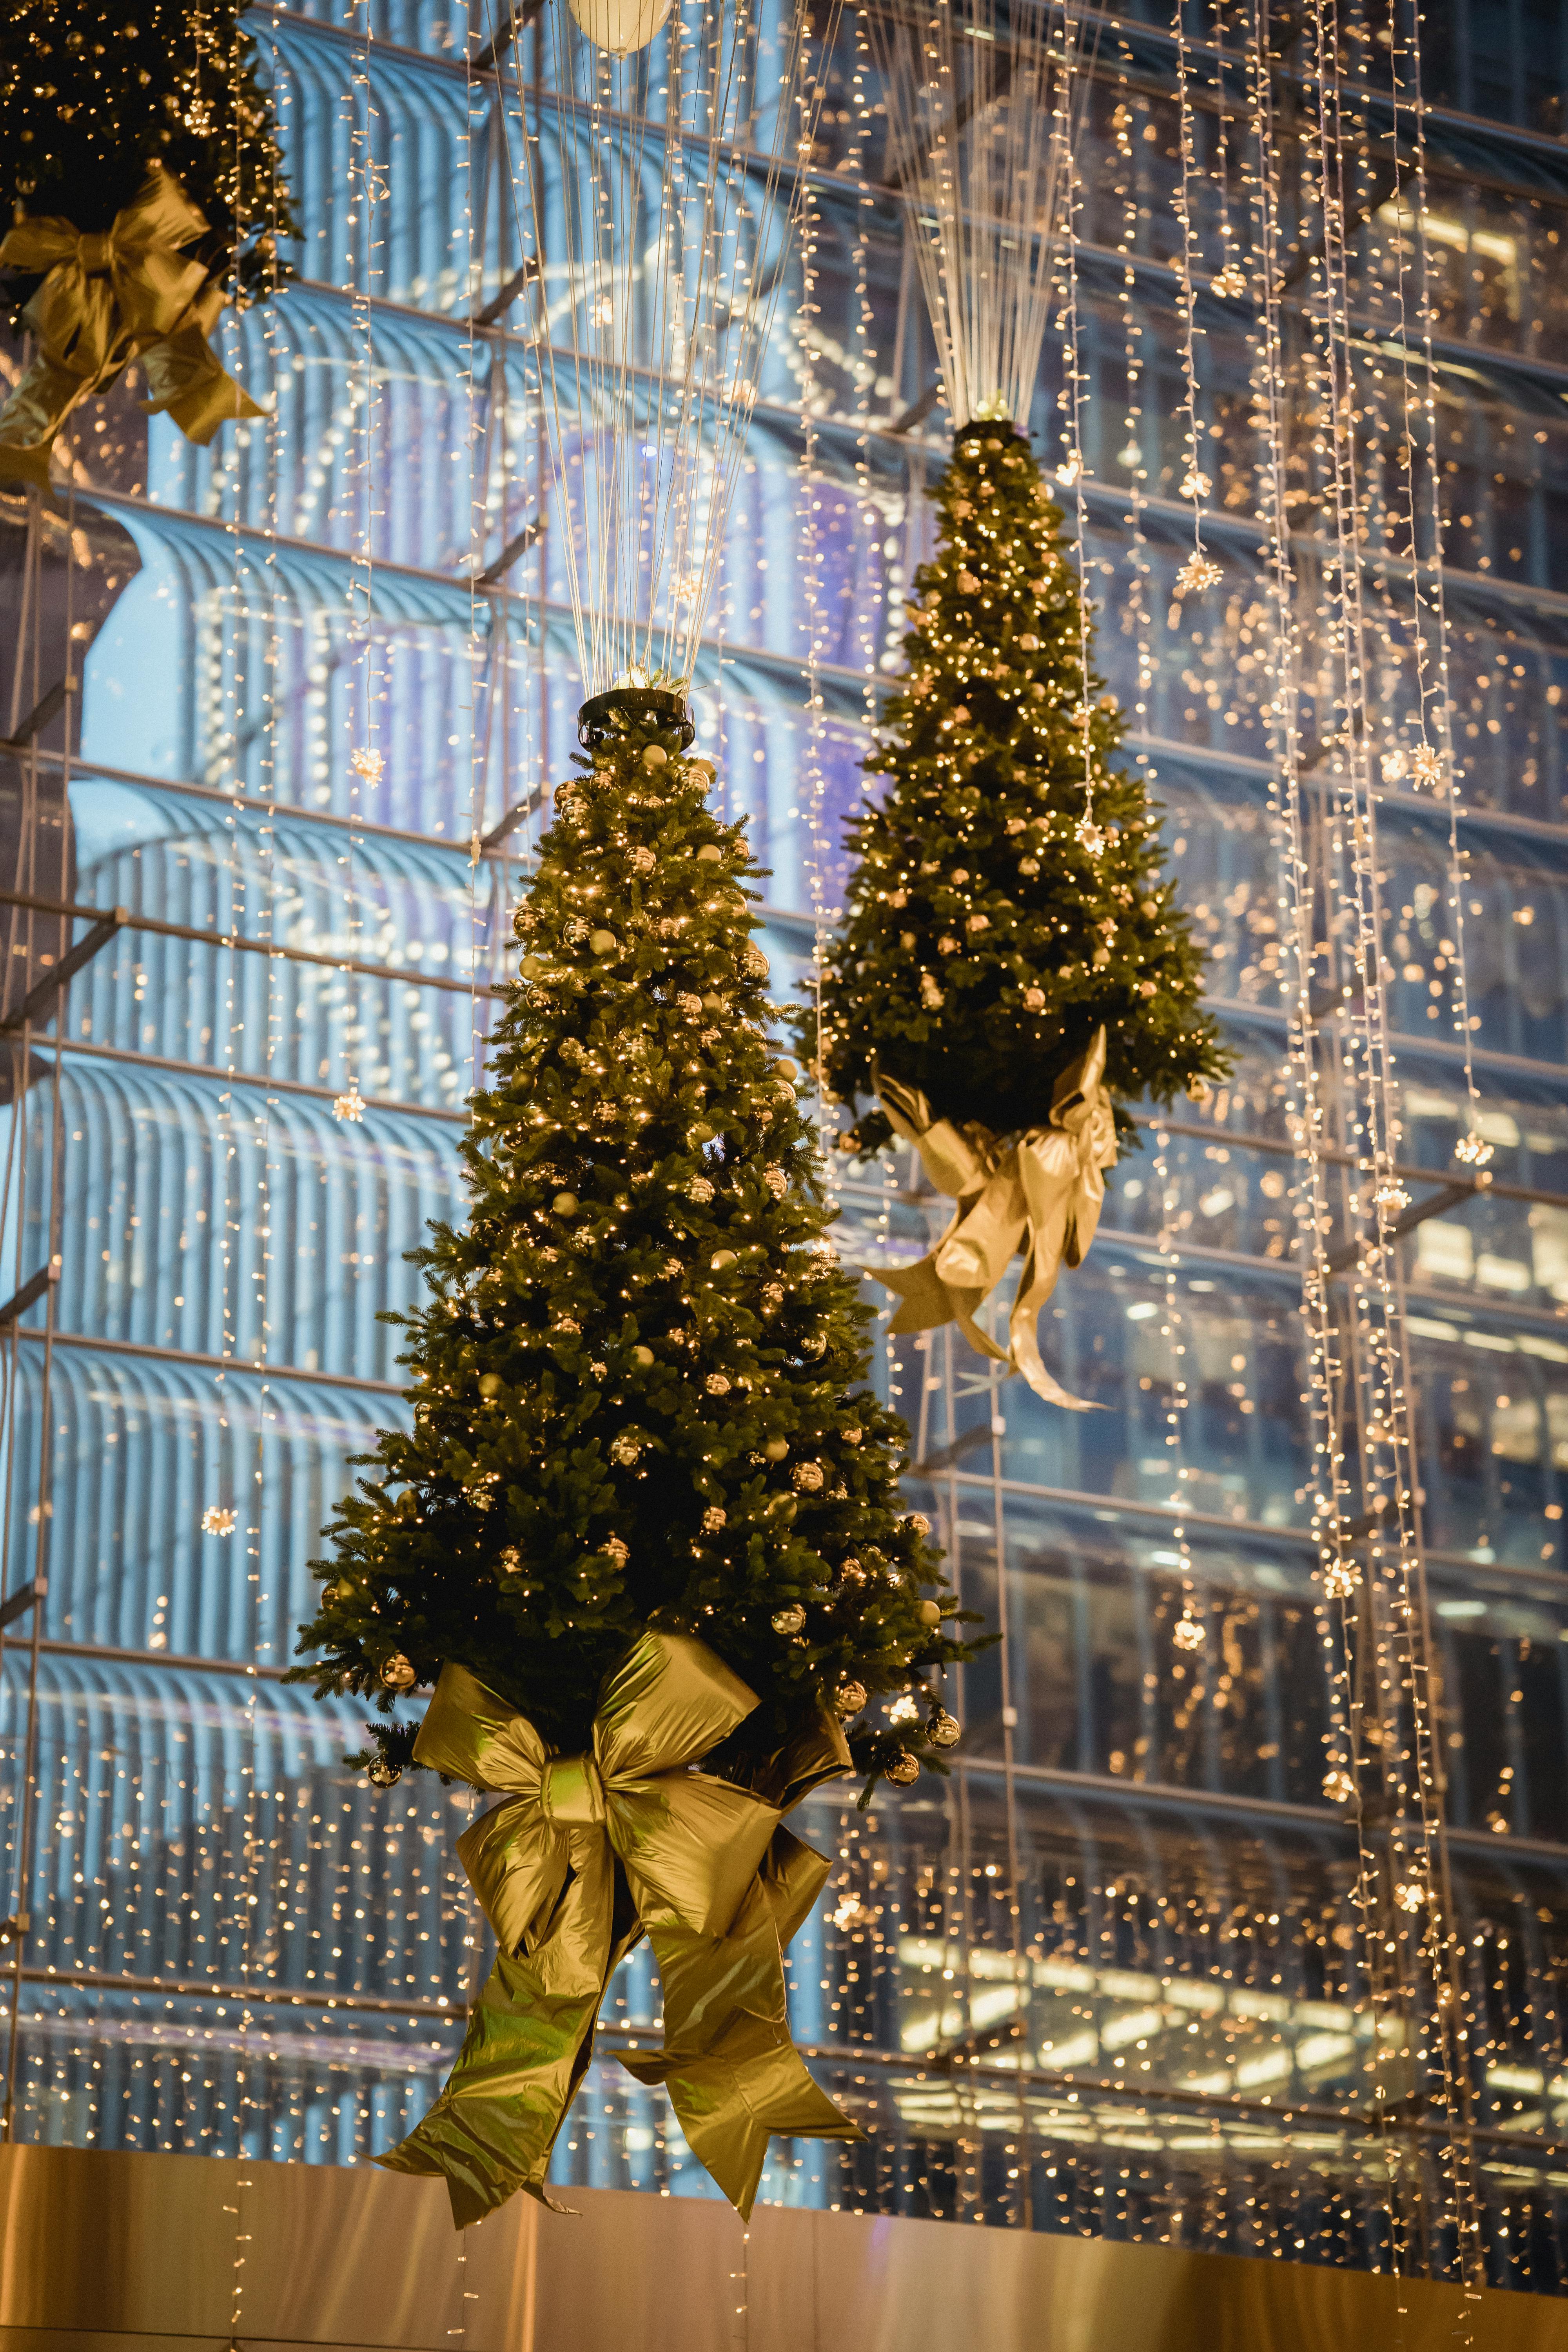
left=577, top=687, right=695, bottom=750
left=952, top=416, right=1027, bottom=450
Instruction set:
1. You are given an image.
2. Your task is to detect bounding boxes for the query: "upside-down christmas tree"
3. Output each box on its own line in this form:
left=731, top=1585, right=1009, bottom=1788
left=299, top=708, right=965, bottom=1789
left=294, top=695, right=974, bottom=2222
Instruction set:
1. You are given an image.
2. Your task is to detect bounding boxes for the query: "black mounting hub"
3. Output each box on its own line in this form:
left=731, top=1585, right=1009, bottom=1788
left=576, top=686, right=695, bottom=751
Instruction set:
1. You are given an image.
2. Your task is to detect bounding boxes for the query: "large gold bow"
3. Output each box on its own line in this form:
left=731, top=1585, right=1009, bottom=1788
left=875, top=1026, right=1118, bottom=1411
left=377, top=1632, right=861, bottom=2227
left=0, top=167, right=264, bottom=494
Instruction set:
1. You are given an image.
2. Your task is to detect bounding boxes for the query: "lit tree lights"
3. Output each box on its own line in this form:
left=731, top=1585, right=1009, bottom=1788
left=292, top=697, right=976, bottom=1798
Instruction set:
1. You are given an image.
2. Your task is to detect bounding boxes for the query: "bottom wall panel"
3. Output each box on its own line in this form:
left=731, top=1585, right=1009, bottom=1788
left=0, top=2144, right=1562, bottom=2352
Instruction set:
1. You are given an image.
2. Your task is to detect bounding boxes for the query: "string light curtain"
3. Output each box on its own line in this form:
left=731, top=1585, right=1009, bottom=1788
left=866, top=0, right=1085, bottom=433
left=498, top=0, right=834, bottom=693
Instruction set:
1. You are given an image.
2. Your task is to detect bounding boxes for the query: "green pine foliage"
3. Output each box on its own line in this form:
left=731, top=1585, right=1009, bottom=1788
left=292, top=700, right=975, bottom=1795
left=803, top=424, right=1227, bottom=1156
left=0, top=0, right=295, bottom=315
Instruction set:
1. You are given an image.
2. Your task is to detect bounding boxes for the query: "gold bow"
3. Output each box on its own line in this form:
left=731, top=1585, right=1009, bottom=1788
left=0, top=168, right=264, bottom=495
left=875, top=1026, right=1118, bottom=1411
left=377, top=1632, right=861, bottom=2227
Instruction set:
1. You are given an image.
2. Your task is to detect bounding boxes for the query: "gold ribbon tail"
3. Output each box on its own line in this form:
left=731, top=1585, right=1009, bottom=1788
left=622, top=1828, right=864, bottom=2219
left=139, top=283, right=267, bottom=443
left=0, top=364, right=90, bottom=495
left=869, top=1031, right=1118, bottom=1409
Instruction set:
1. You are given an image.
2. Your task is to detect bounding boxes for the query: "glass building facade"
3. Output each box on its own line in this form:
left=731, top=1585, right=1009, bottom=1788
left=2, top=0, right=1568, bottom=2295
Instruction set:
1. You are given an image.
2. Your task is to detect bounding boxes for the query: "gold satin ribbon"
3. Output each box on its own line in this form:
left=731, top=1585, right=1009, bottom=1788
left=875, top=1025, right=1118, bottom=1411
left=0, top=167, right=264, bottom=494
left=378, top=1632, right=861, bottom=2227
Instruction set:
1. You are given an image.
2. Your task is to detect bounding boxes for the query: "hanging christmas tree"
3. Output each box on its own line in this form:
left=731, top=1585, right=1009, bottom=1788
left=0, top=0, right=294, bottom=488
left=807, top=422, right=1225, bottom=1155
left=289, top=696, right=977, bottom=2222
left=296, top=698, right=966, bottom=1786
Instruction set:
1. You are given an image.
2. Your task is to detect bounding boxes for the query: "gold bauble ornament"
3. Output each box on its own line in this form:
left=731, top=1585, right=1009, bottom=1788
left=884, top=1751, right=920, bottom=1787
left=927, top=1709, right=961, bottom=1750
left=368, top=1756, right=401, bottom=1788
left=772, top=1604, right=806, bottom=1636
left=833, top=1679, right=868, bottom=1718
left=380, top=1654, right=417, bottom=1691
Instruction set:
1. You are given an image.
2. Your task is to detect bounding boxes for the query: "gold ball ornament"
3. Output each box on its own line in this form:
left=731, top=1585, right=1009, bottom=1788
left=927, top=1709, right=961, bottom=1749
left=772, top=1604, right=806, bottom=1636
left=642, top=743, right=670, bottom=767
left=553, top=1191, right=579, bottom=1215
left=380, top=1654, right=417, bottom=1691
left=834, top=1679, right=868, bottom=1718
left=917, top=1600, right=942, bottom=1628
left=368, top=1756, right=401, bottom=1788
left=697, top=844, right=724, bottom=863
left=762, top=1437, right=789, bottom=1461
left=589, top=929, right=618, bottom=956
left=884, top=1751, right=920, bottom=1787
left=631, top=1345, right=654, bottom=1367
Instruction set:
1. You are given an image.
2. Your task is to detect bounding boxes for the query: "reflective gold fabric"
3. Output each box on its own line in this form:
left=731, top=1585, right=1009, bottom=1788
left=377, top=1632, right=861, bottom=2227
left=0, top=168, right=264, bottom=494
left=875, top=1026, right=1118, bottom=1410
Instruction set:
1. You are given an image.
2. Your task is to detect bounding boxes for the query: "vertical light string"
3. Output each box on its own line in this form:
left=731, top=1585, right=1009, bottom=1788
left=1386, top=11, right=1487, bottom=1173
left=0, top=416, right=76, bottom=2137
left=1309, top=5, right=1450, bottom=2275
left=1169, top=4, right=1221, bottom=604
left=799, top=129, right=829, bottom=1138
left=1209, top=7, right=1248, bottom=302
left=1247, top=0, right=1418, bottom=2261
left=0, top=479, right=45, bottom=2134
left=338, top=1, right=382, bottom=1132
left=1109, top=52, right=1155, bottom=785
left=455, top=13, right=486, bottom=2292
left=221, top=0, right=270, bottom=2285
left=1240, top=0, right=1486, bottom=2282
left=1055, top=23, right=1101, bottom=857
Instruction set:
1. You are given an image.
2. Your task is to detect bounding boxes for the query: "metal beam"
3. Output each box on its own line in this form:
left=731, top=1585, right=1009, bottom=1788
left=0, top=909, right=127, bottom=1035
left=0, top=888, right=505, bottom=1006
left=471, top=258, right=538, bottom=327
left=0, top=676, right=71, bottom=754
left=0, top=1579, right=44, bottom=1633
left=480, top=783, right=547, bottom=854
left=470, top=0, right=544, bottom=72
left=1325, top=1179, right=1475, bottom=1276
left=473, top=517, right=543, bottom=586
left=0, top=1263, right=57, bottom=1331
left=913, top=1418, right=1000, bottom=1477
left=889, top=381, right=943, bottom=436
